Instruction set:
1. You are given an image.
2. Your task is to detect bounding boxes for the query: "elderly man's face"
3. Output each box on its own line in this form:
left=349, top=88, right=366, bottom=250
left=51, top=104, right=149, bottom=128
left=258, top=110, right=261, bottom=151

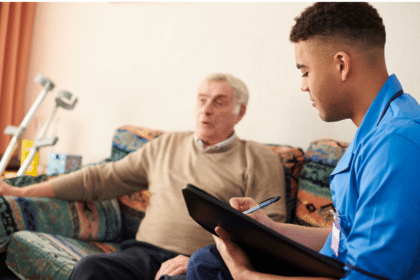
left=194, top=80, right=244, bottom=146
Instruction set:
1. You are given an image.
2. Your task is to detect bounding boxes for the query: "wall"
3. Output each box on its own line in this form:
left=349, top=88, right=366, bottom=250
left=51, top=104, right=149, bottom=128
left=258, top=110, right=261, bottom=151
left=21, top=2, right=420, bottom=170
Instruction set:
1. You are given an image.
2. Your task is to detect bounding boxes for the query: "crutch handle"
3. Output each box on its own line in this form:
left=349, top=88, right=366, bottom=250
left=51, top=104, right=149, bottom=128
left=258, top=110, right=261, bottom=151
left=34, top=73, right=55, bottom=91
left=4, top=125, right=19, bottom=136
left=55, top=90, right=78, bottom=110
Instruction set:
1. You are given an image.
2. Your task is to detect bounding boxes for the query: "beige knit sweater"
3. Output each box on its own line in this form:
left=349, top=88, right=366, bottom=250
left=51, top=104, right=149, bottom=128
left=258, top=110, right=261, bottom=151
left=50, top=132, right=286, bottom=255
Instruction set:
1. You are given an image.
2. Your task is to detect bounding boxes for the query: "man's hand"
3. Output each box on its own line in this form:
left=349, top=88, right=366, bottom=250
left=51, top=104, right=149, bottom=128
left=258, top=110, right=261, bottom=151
left=0, top=179, right=55, bottom=198
left=154, top=255, right=190, bottom=280
left=214, top=227, right=336, bottom=280
left=0, top=180, right=22, bottom=196
left=229, top=197, right=275, bottom=229
left=213, top=226, right=255, bottom=279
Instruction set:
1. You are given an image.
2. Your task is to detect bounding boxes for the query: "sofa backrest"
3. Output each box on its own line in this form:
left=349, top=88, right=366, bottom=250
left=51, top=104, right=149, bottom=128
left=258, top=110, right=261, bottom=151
left=294, top=139, right=349, bottom=228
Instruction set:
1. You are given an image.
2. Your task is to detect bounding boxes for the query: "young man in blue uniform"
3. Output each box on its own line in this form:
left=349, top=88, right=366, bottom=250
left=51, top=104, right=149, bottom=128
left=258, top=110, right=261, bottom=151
left=185, top=2, right=420, bottom=280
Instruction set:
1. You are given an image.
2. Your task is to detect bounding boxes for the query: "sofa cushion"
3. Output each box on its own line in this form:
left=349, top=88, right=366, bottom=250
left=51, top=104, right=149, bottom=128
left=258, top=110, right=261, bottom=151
left=0, top=194, right=122, bottom=252
left=265, top=144, right=305, bottom=223
left=295, top=139, right=349, bottom=227
left=5, top=231, right=120, bottom=280
left=110, top=125, right=164, bottom=162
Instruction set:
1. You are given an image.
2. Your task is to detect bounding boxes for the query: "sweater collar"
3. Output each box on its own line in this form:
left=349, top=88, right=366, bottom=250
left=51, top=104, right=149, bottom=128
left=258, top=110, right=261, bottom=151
left=194, top=133, right=238, bottom=153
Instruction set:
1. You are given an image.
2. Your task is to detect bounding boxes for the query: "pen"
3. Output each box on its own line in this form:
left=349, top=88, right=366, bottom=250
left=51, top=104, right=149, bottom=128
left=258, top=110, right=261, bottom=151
left=243, top=196, right=282, bottom=214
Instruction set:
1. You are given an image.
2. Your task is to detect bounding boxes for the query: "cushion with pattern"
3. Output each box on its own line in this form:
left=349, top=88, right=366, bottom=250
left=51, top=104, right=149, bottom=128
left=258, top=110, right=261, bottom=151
left=294, top=139, right=349, bottom=227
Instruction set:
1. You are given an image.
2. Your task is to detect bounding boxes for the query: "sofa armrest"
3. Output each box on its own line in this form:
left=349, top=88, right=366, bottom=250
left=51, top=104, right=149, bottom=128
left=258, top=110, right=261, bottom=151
left=0, top=194, right=122, bottom=252
left=0, top=175, right=122, bottom=252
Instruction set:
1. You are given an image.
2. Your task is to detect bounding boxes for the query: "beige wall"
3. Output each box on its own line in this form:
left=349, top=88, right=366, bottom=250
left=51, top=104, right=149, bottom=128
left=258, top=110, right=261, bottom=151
left=22, top=2, right=420, bottom=170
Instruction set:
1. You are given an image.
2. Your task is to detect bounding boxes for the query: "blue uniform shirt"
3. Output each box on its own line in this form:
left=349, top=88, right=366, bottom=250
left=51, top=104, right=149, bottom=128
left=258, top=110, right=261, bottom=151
left=320, top=75, right=420, bottom=280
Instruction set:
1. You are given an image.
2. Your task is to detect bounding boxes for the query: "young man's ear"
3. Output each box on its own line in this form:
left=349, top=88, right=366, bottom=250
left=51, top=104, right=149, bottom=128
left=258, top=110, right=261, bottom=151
left=335, top=51, right=351, bottom=81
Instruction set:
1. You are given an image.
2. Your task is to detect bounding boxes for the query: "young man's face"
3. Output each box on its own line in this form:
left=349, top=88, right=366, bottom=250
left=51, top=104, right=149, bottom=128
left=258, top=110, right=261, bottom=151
left=294, top=39, right=350, bottom=122
left=194, top=80, right=244, bottom=146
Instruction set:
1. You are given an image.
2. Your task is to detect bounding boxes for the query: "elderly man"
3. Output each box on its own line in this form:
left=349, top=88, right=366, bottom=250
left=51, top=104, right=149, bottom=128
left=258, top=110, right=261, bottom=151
left=0, top=73, right=286, bottom=280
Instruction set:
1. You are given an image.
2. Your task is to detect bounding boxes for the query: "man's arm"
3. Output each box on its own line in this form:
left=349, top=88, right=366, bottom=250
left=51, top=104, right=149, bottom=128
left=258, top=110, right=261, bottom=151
left=214, top=197, right=334, bottom=280
left=0, top=179, right=55, bottom=197
left=214, top=226, right=335, bottom=280
left=229, top=197, right=331, bottom=251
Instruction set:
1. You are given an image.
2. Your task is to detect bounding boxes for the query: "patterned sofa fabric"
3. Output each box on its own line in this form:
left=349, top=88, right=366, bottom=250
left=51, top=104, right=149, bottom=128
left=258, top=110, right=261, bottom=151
left=294, top=139, right=349, bottom=227
left=1, top=174, right=123, bottom=279
left=0, top=175, right=123, bottom=251
left=0, top=195, right=122, bottom=252
left=265, top=144, right=305, bottom=223
left=6, top=231, right=120, bottom=280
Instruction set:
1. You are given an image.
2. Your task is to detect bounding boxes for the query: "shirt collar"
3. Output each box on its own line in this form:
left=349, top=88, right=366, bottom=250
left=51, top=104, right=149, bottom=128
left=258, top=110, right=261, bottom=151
left=352, top=74, right=403, bottom=150
left=194, top=133, right=237, bottom=153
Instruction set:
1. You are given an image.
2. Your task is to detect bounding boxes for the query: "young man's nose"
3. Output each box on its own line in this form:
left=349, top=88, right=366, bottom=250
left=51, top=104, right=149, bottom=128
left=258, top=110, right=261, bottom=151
left=300, top=81, right=309, bottom=92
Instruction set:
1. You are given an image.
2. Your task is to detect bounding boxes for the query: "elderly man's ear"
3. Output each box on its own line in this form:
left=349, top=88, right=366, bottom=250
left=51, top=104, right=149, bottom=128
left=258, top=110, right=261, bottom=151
left=235, top=104, right=247, bottom=124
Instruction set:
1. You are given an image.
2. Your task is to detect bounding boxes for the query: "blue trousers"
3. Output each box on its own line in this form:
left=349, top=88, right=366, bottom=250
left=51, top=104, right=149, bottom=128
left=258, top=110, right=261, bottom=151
left=68, top=240, right=187, bottom=280
left=186, top=245, right=233, bottom=280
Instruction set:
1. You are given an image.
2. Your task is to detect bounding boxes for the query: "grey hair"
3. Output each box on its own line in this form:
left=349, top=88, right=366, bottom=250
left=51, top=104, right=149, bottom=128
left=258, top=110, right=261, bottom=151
left=205, top=73, right=249, bottom=106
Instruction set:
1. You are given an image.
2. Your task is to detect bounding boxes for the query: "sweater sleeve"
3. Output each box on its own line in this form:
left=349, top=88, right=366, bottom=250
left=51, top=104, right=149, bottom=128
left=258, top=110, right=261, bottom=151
left=51, top=144, right=151, bottom=201
left=244, top=142, right=287, bottom=223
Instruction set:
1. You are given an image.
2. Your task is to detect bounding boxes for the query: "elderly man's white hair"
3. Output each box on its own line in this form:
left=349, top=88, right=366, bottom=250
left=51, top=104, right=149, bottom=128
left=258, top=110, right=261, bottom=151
left=205, top=73, right=249, bottom=106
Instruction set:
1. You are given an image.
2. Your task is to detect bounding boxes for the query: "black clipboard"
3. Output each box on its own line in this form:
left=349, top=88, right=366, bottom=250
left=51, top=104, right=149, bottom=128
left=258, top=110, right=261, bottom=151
left=182, top=184, right=345, bottom=278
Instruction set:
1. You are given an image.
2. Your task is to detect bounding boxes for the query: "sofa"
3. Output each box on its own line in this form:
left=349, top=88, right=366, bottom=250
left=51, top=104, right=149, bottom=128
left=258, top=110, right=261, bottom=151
left=0, top=125, right=349, bottom=279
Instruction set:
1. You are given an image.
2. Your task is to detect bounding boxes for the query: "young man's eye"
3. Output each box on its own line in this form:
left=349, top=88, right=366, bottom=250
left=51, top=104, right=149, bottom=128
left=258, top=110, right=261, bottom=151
left=302, top=72, right=308, bottom=78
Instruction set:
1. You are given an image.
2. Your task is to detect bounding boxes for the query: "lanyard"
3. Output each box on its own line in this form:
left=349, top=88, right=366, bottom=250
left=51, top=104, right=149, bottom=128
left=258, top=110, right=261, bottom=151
left=376, top=89, right=403, bottom=126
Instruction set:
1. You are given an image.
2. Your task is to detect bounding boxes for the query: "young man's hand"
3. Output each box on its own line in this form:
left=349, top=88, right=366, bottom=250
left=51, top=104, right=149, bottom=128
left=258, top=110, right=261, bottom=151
left=213, top=226, right=255, bottom=279
left=229, top=197, right=275, bottom=229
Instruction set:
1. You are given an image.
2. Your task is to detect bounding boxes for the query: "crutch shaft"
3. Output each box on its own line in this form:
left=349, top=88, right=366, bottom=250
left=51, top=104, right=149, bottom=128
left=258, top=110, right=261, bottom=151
left=20, top=86, right=52, bottom=130
left=0, top=134, right=20, bottom=175
left=17, top=106, right=58, bottom=176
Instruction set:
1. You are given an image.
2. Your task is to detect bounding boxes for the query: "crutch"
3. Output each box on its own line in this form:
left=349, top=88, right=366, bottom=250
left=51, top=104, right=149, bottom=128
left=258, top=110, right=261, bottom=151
left=0, top=73, right=55, bottom=176
left=17, top=90, right=78, bottom=176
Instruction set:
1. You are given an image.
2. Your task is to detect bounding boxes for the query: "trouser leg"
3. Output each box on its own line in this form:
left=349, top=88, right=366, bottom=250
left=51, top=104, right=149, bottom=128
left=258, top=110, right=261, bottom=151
left=186, top=244, right=233, bottom=280
left=68, top=240, right=180, bottom=280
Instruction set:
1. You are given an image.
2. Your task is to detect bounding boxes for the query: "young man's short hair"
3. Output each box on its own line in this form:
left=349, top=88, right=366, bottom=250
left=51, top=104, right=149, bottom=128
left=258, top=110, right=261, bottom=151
left=290, top=2, right=386, bottom=49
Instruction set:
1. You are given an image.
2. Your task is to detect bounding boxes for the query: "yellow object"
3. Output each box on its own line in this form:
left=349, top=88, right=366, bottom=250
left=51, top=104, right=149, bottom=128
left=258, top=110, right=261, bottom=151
left=3, top=171, right=17, bottom=178
left=21, top=139, right=39, bottom=176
